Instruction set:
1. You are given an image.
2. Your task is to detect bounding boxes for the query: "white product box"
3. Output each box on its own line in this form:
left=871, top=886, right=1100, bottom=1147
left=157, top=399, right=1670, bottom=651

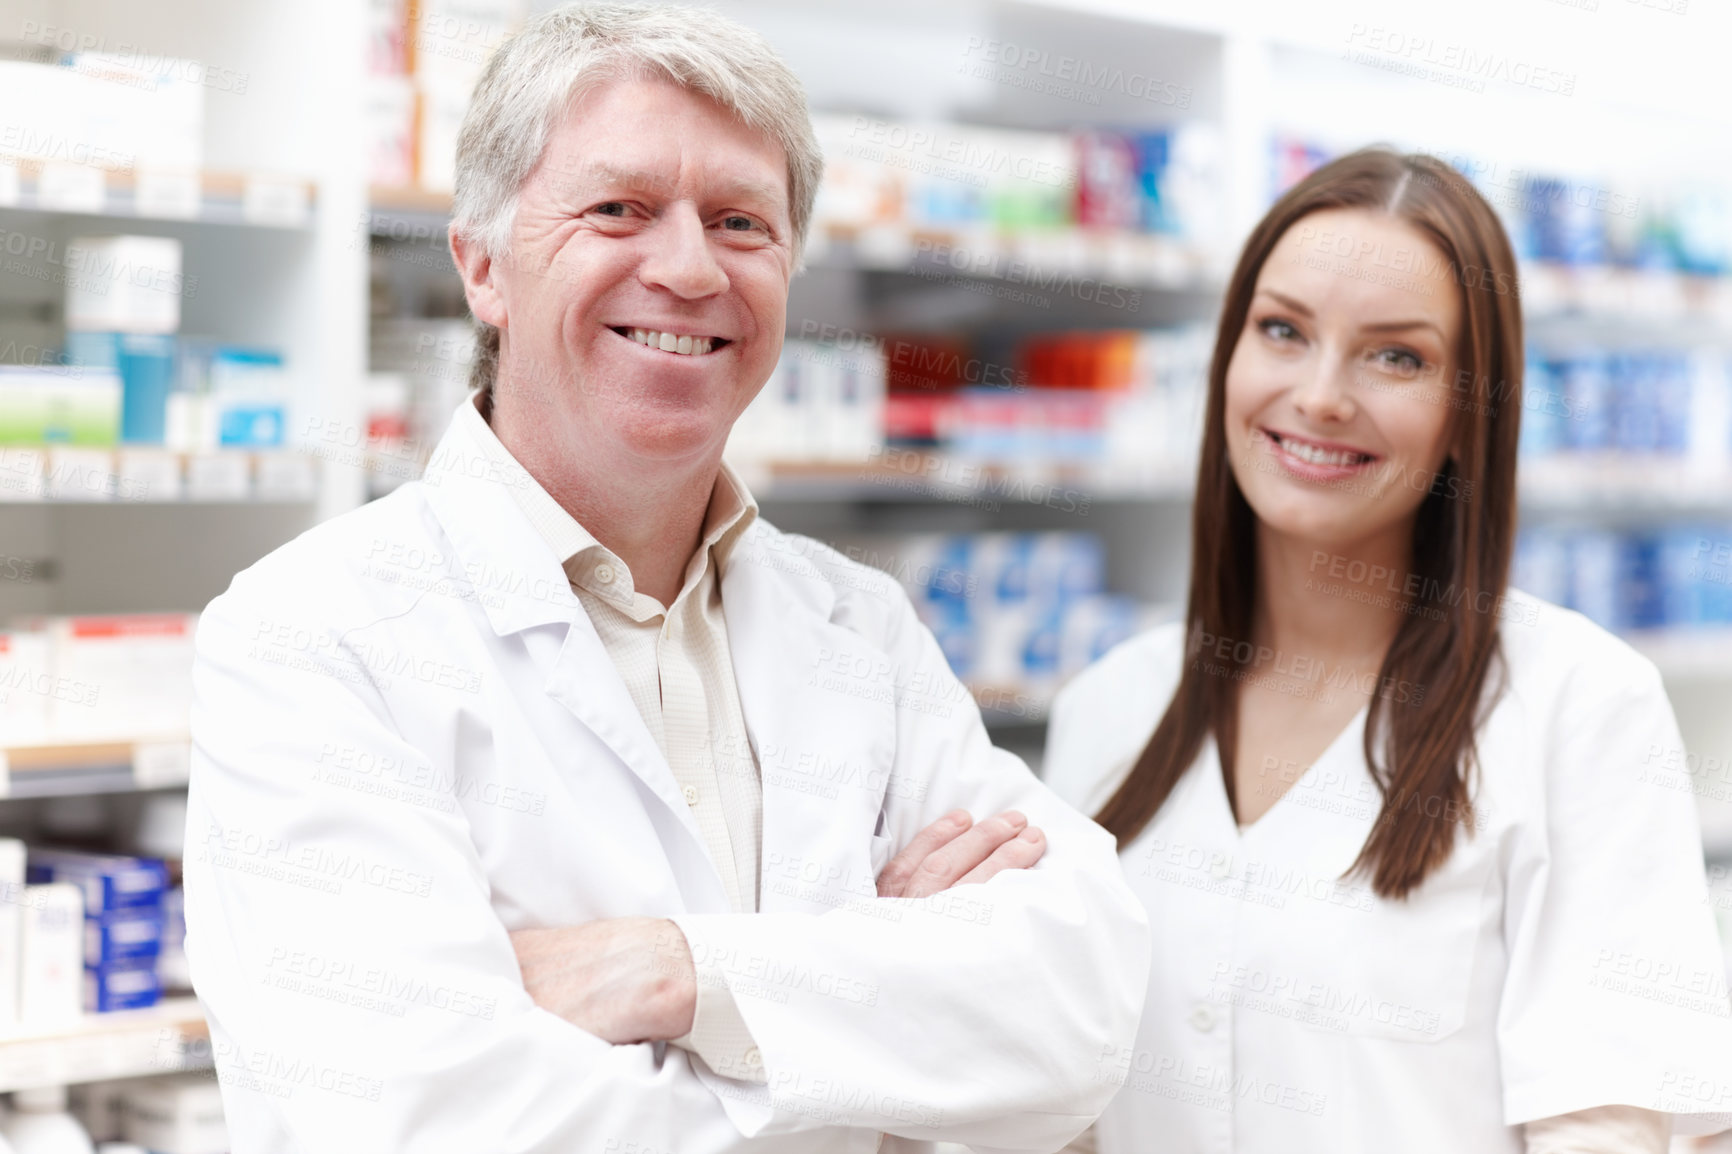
left=64, top=53, right=205, bottom=173
left=0, top=838, right=24, bottom=1029
left=64, top=235, right=185, bottom=335
left=33, top=615, right=197, bottom=742
left=19, top=882, right=83, bottom=1028
left=0, top=630, right=53, bottom=745
left=121, top=1075, right=229, bottom=1154
left=366, top=75, right=416, bottom=187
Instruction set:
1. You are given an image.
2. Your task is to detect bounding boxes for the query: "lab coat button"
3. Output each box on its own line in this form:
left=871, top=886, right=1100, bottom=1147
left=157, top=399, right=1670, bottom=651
left=1210, top=857, right=1232, bottom=880
left=1189, top=1004, right=1217, bottom=1032
left=683, top=785, right=699, bottom=805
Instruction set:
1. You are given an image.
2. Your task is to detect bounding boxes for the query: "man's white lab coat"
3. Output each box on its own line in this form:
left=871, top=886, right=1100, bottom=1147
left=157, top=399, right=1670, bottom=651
left=183, top=408, right=1150, bottom=1154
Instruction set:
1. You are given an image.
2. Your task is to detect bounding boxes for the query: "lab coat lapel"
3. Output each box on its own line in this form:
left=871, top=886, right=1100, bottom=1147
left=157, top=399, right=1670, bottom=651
left=721, top=529, right=896, bottom=913
left=420, top=405, right=725, bottom=908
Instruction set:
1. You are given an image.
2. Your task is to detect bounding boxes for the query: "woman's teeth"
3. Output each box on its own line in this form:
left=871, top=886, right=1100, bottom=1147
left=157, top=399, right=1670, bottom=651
left=624, top=328, right=715, bottom=356
left=1275, top=434, right=1371, bottom=467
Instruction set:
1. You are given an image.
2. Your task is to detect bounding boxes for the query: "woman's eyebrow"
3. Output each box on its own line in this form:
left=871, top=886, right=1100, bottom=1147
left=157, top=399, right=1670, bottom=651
left=1360, top=318, right=1446, bottom=339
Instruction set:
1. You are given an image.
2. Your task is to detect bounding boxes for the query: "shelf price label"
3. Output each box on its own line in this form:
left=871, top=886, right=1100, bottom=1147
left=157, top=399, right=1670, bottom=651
left=133, top=741, right=192, bottom=789
left=38, top=163, right=105, bottom=213
left=135, top=170, right=202, bottom=220
left=243, top=177, right=311, bottom=227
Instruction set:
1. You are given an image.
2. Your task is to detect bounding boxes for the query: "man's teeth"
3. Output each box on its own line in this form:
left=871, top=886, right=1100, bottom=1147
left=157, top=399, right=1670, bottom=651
left=1278, top=436, right=1367, bottom=467
left=627, top=328, right=714, bottom=356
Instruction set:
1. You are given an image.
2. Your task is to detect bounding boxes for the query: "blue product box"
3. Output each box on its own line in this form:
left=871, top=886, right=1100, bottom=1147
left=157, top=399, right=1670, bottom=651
left=1518, top=358, right=1568, bottom=458
left=85, top=957, right=162, bottom=1013
left=1020, top=608, right=1064, bottom=680
left=1134, top=130, right=1174, bottom=234
left=63, top=331, right=177, bottom=444
left=1567, top=530, right=1622, bottom=631
left=1558, top=353, right=1616, bottom=452
left=919, top=603, right=978, bottom=681
left=85, top=905, right=166, bottom=964
left=1616, top=535, right=1665, bottom=632
left=1525, top=176, right=1607, bottom=266
left=27, top=850, right=169, bottom=915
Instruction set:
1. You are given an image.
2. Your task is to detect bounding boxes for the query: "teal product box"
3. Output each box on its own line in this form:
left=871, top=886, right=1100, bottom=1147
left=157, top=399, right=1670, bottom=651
left=64, top=331, right=177, bottom=443
left=210, top=347, right=288, bottom=447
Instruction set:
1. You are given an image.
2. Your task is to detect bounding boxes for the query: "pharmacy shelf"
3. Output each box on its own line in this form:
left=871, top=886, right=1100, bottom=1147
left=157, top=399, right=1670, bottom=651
left=0, top=449, right=320, bottom=504
left=0, top=161, right=316, bottom=229
left=806, top=223, right=1225, bottom=294
left=746, top=455, right=1196, bottom=505
left=0, top=739, right=190, bottom=798
left=1517, top=458, right=1732, bottom=515
left=1522, top=263, right=1732, bottom=328
left=0, top=997, right=210, bottom=1093
left=754, top=454, right=1732, bottom=515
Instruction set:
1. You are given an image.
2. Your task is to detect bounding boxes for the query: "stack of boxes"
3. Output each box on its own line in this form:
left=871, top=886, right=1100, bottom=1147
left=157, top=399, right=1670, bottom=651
left=0, top=613, right=198, bottom=747
left=366, top=0, right=527, bottom=191
left=26, top=849, right=170, bottom=1014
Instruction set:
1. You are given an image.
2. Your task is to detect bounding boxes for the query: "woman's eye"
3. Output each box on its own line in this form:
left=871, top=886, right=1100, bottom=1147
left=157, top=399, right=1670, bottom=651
left=1374, top=348, right=1425, bottom=376
left=1258, top=318, right=1299, bottom=342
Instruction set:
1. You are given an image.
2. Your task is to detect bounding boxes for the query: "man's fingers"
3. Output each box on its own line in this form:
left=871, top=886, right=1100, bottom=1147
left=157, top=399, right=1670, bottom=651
left=955, top=826, right=1045, bottom=887
left=876, top=809, right=972, bottom=897
left=902, top=810, right=1028, bottom=899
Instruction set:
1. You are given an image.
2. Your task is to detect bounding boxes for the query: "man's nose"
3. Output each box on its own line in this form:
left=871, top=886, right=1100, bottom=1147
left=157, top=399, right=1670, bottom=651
left=638, top=205, right=729, bottom=299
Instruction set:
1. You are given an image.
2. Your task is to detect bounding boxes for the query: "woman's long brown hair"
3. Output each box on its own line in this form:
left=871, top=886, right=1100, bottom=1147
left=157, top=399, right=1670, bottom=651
left=1093, top=149, right=1523, bottom=899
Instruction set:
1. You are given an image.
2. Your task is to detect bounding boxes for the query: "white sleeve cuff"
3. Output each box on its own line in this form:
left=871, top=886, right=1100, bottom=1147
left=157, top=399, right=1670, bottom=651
left=669, top=935, right=766, bottom=1085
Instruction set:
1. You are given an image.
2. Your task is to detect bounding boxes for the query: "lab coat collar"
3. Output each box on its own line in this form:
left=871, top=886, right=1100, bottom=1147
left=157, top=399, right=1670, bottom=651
left=419, top=397, right=585, bottom=638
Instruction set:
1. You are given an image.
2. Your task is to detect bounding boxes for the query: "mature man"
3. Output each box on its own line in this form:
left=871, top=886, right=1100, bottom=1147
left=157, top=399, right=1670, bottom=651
left=184, top=6, right=1148, bottom=1152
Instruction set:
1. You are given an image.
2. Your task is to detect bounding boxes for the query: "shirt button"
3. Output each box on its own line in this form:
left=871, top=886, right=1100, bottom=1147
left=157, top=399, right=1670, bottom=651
left=1189, top=1004, right=1217, bottom=1032
left=743, top=1047, right=761, bottom=1067
left=683, top=785, right=699, bottom=806
left=593, top=563, right=615, bottom=585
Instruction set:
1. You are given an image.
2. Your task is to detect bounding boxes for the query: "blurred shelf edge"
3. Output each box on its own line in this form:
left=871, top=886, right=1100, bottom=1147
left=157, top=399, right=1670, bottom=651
left=1517, top=459, right=1732, bottom=514
left=0, top=159, right=316, bottom=230
left=745, top=453, right=1732, bottom=512
left=1522, top=263, right=1732, bottom=333
left=0, top=996, right=210, bottom=1093
left=0, top=738, right=191, bottom=798
left=0, top=449, right=320, bottom=505
left=743, top=455, right=1195, bottom=504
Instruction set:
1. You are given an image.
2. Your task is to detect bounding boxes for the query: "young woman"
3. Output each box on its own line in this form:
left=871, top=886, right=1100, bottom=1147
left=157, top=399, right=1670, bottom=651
left=1045, top=150, right=1732, bottom=1153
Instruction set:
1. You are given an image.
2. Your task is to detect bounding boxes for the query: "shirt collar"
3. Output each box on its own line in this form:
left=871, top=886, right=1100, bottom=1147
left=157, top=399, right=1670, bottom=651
left=457, top=390, right=760, bottom=596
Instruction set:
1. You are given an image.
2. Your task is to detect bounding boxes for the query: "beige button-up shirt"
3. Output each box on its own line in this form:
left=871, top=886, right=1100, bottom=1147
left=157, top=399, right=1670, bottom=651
left=458, top=395, right=766, bottom=1083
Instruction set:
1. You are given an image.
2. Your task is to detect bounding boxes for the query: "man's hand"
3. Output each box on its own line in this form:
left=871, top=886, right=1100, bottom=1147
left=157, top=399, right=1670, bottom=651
left=510, top=916, right=695, bottom=1044
left=876, top=809, right=1046, bottom=899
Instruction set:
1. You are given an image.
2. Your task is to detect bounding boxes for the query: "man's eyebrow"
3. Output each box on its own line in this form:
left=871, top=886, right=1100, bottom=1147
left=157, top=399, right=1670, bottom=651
left=553, top=163, right=785, bottom=208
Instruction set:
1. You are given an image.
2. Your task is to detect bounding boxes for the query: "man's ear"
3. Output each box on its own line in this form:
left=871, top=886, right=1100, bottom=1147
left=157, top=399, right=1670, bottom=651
left=449, top=224, right=508, bottom=330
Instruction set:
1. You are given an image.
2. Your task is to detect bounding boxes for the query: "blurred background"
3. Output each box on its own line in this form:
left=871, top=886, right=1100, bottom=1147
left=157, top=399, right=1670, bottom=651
left=0, top=0, right=1728, bottom=1148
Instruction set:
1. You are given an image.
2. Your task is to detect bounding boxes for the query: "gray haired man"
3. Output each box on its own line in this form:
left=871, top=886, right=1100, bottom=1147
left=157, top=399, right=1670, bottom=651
left=184, top=6, right=1149, bottom=1152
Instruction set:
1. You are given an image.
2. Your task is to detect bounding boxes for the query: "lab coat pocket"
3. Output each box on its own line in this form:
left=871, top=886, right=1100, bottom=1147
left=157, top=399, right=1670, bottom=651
left=868, top=833, right=895, bottom=880
left=1285, top=849, right=1496, bottom=1044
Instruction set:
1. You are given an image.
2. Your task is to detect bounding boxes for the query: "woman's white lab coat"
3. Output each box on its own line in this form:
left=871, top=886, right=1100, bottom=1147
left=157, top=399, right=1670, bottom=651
left=1043, top=593, right=1732, bottom=1154
left=182, top=411, right=1149, bottom=1154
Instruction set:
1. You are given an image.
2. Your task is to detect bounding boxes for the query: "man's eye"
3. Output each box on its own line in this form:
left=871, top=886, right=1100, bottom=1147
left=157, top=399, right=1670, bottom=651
left=721, top=215, right=759, bottom=231
left=593, top=203, right=629, bottom=217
